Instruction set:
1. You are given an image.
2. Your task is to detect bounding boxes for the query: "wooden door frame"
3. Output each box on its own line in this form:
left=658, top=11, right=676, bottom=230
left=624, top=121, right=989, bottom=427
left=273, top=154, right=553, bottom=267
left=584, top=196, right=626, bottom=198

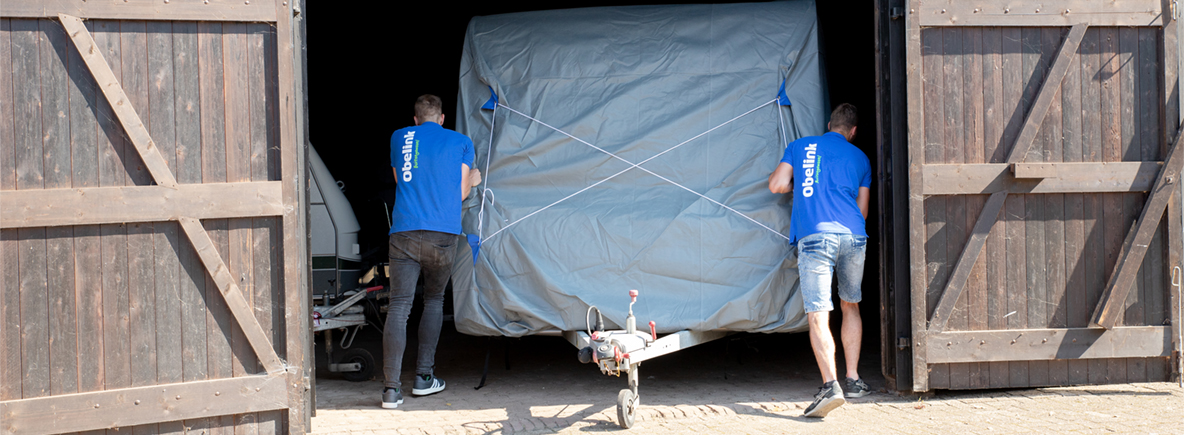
left=904, top=0, right=1183, bottom=392
left=0, top=3, right=309, bottom=433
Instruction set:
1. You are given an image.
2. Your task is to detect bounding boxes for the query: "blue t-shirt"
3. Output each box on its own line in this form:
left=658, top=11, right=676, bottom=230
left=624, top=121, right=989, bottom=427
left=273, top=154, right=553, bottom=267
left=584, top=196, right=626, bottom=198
left=780, top=131, right=871, bottom=244
left=389, top=122, right=476, bottom=235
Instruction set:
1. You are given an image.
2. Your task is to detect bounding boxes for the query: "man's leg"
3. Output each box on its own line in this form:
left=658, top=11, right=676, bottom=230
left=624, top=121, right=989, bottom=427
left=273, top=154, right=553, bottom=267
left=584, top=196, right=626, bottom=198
left=808, top=310, right=838, bottom=383
left=383, top=232, right=422, bottom=393
left=836, top=234, right=869, bottom=397
left=414, top=232, right=455, bottom=378
left=839, top=300, right=862, bottom=380
left=798, top=233, right=840, bottom=383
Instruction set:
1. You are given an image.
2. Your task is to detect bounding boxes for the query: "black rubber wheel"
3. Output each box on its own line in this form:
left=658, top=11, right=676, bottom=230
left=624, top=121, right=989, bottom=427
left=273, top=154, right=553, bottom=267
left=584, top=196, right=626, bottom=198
left=338, top=348, right=376, bottom=382
left=616, top=389, right=637, bottom=429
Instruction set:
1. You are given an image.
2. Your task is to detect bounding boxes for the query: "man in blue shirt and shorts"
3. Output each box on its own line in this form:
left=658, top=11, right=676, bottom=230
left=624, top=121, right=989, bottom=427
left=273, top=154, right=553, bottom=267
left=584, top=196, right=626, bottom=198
left=768, top=103, right=871, bottom=418
left=382, top=94, right=481, bottom=409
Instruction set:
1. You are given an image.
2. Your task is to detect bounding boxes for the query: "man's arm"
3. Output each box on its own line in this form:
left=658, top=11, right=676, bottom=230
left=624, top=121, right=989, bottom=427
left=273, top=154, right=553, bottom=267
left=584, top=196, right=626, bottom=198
left=768, top=162, right=794, bottom=194
left=461, top=164, right=472, bottom=200
left=857, top=187, right=870, bottom=219
left=392, top=168, right=398, bottom=184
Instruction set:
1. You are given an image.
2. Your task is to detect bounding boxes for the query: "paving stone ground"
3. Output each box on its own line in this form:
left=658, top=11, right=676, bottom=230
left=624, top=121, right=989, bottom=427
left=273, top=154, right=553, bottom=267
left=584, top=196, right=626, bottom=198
left=310, top=326, right=1184, bottom=434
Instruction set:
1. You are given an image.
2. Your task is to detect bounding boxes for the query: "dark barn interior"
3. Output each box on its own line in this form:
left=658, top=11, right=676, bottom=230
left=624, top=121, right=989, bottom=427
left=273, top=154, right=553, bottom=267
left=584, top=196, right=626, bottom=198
left=306, top=0, right=884, bottom=371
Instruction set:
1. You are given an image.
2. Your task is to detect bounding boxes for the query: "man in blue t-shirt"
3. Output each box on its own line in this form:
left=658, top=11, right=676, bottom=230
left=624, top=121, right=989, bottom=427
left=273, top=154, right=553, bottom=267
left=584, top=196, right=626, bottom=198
left=382, top=94, right=480, bottom=409
left=768, top=103, right=872, bottom=418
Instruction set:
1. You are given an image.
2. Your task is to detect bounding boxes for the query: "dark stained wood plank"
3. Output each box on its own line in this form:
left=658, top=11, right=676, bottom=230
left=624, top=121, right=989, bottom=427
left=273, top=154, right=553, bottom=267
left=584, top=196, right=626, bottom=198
left=93, top=20, right=127, bottom=189
left=1022, top=26, right=1050, bottom=388
left=251, top=24, right=284, bottom=425
left=146, top=20, right=182, bottom=387
left=0, top=374, right=289, bottom=435
left=68, top=18, right=99, bottom=189
left=65, top=19, right=104, bottom=397
left=1007, top=24, right=1088, bottom=164
left=172, top=21, right=207, bottom=392
left=1078, top=25, right=1108, bottom=385
left=279, top=0, right=311, bottom=422
left=37, top=17, right=81, bottom=397
left=11, top=18, right=51, bottom=399
left=11, top=19, right=43, bottom=192
left=119, top=20, right=152, bottom=187
left=74, top=225, right=104, bottom=394
left=926, top=326, right=1173, bottom=364
left=46, top=226, right=78, bottom=395
left=0, top=21, right=15, bottom=399
left=101, top=222, right=131, bottom=390
left=249, top=24, right=279, bottom=182
left=1, top=229, right=20, bottom=400
left=1005, top=193, right=1027, bottom=388
left=1138, top=27, right=1165, bottom=335
left=116, top=19, right=159, bottom=391
left=18, top=228, right=50, bottom=399
left=916, top=1, right=1165, bottom=27
left=198, top=21, right=232, bottom=384
left=205, top=218, right=234, bottom=381
left=1040, top=26, right=1068, bottom=387
left=1100, top=25, right=1128, bottom=384
left=224, top=24, right=259, bottom=395
left=943, top=26, right=970, bottom=391
left=0, top=18, right=14, bottom=193
left=1, top=181, right=285, bottom=228
left=174, top=21, right=201, bottom=185
left=1157, top=0, right=1181, bottom=385
left=128, top=222, right=158, bottom=387
left=975, top=26, right=1004, bottom=388
left=962, top=25, right=988, bottom=389
left=60, top=15, right=175, bottom=188
left=922, top=26, right=948, bottom=391
left=1062, top=18, right=1088, bottom=386
left=1000, top=25, right=1025, bottom=389
left=981, top=25, right=1008, bottom=389
left=3, top=0, right=279, bottom=22
left=39, top=18, right=71, bottom=190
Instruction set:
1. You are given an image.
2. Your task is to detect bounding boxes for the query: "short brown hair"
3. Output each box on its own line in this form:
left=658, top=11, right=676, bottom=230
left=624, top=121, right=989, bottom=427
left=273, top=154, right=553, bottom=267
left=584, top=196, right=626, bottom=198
left=414, top=94, right=443, bottom=120
left=829, top=103, right=857, bottom=130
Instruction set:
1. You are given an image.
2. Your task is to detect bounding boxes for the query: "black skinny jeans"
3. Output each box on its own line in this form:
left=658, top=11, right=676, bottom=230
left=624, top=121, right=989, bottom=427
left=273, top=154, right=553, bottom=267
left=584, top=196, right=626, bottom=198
left=383, top=230, right=455, bottom=390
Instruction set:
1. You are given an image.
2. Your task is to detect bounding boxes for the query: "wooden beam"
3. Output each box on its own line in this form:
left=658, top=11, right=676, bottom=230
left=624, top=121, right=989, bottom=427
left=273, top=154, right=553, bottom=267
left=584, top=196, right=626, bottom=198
left=277, top=0, right=311, bottom=429
left=1, top=0, right=277, bottom=22
left=1007, top=24, right=1088, bottom=164
left=178, top=217, right=285, bottom=375
left=926, top=326, right=1172, bottom=364
left=918, top=1, right=1164, bottom=27
left=1011, top=162, right=1059, bottom=178
left=58, top=14, right=178, bottom=189
left=0, top=181, right=283, bottom=229
left=0, top=375, right=287, bottom=435
left=1093, top=133, right=1184, bottom=329
left=928, top=191, right=1007, bottom=332
left=923, top=162, right=1161, bottom=195
left=905, top=0, right=929, bottom=393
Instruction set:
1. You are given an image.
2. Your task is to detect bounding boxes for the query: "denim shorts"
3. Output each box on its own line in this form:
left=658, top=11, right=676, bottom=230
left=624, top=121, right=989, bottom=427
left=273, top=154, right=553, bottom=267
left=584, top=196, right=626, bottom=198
left=796, top=232, right=867, bottom=313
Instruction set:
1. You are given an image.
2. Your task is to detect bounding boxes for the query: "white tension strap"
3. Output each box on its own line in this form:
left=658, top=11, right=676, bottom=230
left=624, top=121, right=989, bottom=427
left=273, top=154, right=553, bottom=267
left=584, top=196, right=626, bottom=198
left=477, top=98, right=792, bottom=244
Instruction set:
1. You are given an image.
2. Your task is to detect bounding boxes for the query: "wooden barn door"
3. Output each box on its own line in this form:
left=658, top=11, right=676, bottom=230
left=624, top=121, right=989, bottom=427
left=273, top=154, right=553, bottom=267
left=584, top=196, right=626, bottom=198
left=0, top=2, right=311, bottom=433
left=904, top=1, right=1184, bottom=392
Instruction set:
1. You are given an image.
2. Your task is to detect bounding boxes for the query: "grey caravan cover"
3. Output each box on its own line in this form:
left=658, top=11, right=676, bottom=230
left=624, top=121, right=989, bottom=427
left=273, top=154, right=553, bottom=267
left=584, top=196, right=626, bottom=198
left=452, top=1, right=828, bottom=336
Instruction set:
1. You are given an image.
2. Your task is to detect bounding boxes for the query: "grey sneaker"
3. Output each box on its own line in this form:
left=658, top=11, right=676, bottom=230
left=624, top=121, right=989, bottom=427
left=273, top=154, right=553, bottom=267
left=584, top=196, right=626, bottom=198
left=803, top=381, right=846, bottom=418
left=412, top=374, right=446, bottom=396
left=381, top=388, right=403, bottom=409
left=845, top=377, right=871, bottom=398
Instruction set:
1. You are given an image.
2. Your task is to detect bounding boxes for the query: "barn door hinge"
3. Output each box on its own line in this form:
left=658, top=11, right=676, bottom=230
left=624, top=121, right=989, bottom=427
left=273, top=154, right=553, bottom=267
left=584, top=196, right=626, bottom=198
left=1173, top=0, right=1180, bottom=20
left=897, top=337, right=910, bottom=350
left=890, top=7, right=905, bottom=20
